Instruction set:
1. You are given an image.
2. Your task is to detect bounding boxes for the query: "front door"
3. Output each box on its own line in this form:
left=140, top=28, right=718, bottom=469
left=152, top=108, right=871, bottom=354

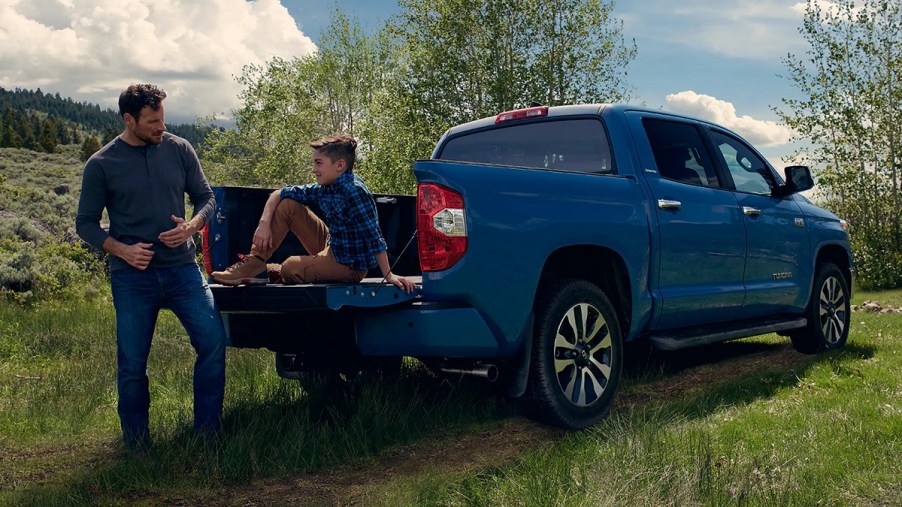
left=707, top=129, right=811, bottom=316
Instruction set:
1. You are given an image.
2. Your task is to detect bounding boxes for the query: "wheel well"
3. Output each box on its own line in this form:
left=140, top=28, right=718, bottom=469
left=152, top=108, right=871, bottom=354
left=536, top=245, right=632, bottom=338
left=817, top=245, right=853, bottom=289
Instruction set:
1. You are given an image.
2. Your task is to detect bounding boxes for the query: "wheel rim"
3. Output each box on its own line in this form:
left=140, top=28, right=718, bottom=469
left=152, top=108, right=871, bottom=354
left=553, top=302, right=613, bottom=407
left=818, top=275, right=847, bottom=344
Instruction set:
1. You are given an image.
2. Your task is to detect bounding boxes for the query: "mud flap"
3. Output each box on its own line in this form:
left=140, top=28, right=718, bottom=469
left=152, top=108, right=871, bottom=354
left=498, top=313, right=533, bottom=398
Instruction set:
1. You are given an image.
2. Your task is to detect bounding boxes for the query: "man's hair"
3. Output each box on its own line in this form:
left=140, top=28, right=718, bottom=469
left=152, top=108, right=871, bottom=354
left=118, top=84, right=167, bottom=120
left=310, top=134, right=357, bottom=171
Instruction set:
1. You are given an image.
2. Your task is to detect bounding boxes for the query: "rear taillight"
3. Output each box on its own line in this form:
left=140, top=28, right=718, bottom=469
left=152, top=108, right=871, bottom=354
left=417, top=183, right=467, bottom=272
left=201, top=223, right=213, bottom=275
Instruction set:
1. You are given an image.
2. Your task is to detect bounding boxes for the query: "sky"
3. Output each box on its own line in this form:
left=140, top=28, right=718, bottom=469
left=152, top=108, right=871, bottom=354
left=0, top=0, right=818, bottom=167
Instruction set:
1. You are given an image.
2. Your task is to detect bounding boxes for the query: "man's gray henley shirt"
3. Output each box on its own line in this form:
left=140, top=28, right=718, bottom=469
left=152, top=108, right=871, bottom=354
left=75, top=133, right=215, bottom=272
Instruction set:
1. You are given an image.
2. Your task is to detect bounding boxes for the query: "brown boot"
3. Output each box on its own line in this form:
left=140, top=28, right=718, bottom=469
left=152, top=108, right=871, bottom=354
left=212, top=254, right=268, bottom=286
left=266, top=263, right=283, bottom=284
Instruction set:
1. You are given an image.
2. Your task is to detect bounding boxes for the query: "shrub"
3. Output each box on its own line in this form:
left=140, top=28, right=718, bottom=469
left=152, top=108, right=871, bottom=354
left=0, top=236, right=107, bottom=306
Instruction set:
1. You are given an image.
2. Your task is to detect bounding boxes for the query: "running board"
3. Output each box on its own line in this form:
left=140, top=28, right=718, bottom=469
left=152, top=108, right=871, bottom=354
left=648, top=318, right=807, bottom=351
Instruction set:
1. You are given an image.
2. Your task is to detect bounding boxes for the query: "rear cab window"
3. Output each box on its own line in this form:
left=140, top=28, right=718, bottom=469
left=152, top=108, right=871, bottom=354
left=437, top=119, right=614, bottom=174
left=643, top=118, right=721, bottom=188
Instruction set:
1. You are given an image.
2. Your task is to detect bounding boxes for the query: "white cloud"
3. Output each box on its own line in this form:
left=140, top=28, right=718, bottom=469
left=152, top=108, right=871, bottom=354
left=665, top=90, right=793, bottom=147
left=0, top=0, right=316, bottom=122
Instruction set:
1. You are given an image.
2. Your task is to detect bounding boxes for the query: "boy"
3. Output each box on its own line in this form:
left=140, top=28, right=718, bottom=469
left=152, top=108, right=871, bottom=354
left=212, top=134, right=414, bottom=293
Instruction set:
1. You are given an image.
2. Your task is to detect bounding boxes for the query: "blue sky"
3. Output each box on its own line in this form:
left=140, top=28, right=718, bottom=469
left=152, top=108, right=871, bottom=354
left=0, top=0, right=814, bottom=167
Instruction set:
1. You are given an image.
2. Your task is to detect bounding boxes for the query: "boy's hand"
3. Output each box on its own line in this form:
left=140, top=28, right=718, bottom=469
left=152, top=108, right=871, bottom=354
left=386, top=272, right=415, bottom=293
left=253, top=222, right=273, bottom=252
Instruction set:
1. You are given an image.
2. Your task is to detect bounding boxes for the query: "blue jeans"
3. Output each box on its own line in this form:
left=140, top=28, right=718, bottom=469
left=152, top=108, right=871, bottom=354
left=111, top=263, right=226, bottom=447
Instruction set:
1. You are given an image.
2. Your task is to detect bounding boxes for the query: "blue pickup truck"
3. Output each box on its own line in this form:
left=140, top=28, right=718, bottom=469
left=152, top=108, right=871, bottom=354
left=206, top=104, right=853, bottom=429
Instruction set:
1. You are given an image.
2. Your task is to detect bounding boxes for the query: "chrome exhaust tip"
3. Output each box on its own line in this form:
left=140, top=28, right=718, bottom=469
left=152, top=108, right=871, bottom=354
left=439, top=363, right=499, bottom=382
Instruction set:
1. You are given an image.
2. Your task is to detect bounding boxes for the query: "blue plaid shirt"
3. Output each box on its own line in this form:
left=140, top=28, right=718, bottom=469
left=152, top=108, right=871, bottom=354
left=280, top=171, right=387, bottom=270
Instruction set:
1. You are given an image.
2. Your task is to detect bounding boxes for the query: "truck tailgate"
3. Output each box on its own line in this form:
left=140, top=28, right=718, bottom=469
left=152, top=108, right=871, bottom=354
left=211, top=276, right=422, bottom=313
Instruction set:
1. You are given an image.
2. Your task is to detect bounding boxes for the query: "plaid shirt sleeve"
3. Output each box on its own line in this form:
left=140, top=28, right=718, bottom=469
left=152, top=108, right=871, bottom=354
left=280, top=183, right=320, bottom=204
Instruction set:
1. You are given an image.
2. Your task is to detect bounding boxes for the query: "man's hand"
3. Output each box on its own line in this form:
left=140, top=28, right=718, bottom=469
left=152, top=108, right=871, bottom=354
left=385, top=272, right=415, bottom=294
left=158, top=215, right=198, bottom=248
left=121, top=242, right=155, bottom=270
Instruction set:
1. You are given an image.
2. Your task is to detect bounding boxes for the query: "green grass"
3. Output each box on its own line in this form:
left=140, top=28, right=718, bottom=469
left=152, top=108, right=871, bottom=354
left=1, top=291, right=900, bottom=505
left=370, top=292, right=902, bottom=506
left=0, top=298, right=512, bottom=505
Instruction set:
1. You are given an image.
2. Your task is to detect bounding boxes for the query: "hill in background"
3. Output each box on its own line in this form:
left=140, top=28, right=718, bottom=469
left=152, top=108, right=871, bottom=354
left=0, top=87, right=214, bottom=153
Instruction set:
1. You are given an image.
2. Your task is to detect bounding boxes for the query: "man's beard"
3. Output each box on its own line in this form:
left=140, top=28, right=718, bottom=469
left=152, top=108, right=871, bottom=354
left=137, top=131, right=164, bottom=145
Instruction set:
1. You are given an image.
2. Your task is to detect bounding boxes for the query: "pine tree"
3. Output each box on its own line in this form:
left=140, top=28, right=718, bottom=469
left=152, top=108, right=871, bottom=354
left=80, top=135, right=101, bottom=161
left=38, top=120, right=58, bottom=153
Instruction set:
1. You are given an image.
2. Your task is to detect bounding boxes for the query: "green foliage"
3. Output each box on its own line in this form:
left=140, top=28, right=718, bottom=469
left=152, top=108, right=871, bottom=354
left=392, top=0, right=635, bottom=126
left=0, top=146, right=107, bottom=305
left=778, top=0, right=902, bottom=289
left=201, top=56, right=336, bottom=187
left=0, top=237, right=107, bottom=305
left=203, top=9, right=400, bottom=189
left=202, top=1, right=636, bottom=195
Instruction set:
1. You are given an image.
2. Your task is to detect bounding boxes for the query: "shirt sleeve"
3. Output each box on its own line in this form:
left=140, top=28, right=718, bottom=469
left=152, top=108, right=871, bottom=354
left=182, top=141, right=215, bottom=224
left=280, top=183, right=320, bottom=204
left=75, top=158, right=110, bottom=250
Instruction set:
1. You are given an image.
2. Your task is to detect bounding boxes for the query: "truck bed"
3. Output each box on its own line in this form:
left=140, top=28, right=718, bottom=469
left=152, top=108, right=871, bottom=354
left=210, top=276, right=423, bottom=313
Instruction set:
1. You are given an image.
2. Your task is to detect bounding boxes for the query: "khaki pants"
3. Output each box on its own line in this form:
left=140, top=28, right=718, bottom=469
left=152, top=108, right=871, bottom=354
left=250, top=199, right=368, bottom=284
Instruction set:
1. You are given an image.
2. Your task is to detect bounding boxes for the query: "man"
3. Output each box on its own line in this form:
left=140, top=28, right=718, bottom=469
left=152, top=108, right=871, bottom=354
left=76, top=84, right=226, bottom=451
left=212, top=134, right=414, bottom=293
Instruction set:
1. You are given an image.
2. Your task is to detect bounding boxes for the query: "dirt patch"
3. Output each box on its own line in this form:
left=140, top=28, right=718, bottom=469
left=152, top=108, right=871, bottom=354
left=0, top=441, right=114, bottom=489
left=207, top=418, right=559, bottom=507
left=619, top=341, right=813, bottom=407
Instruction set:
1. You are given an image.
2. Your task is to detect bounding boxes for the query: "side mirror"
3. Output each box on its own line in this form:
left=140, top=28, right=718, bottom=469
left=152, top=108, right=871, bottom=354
left=781, top=165, right=814, bottom=195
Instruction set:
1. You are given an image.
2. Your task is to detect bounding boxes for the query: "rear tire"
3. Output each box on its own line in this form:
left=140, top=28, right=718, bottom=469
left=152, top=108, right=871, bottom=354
left=525, top=279, right=623, bottom=429
left=791, top=262, right=850, bottom=354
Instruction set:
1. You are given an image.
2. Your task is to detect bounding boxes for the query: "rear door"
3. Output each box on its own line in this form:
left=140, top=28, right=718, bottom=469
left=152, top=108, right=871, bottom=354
left=627, top=113, right=747, bottom=329
left=706, top=129, right=811, bottom=316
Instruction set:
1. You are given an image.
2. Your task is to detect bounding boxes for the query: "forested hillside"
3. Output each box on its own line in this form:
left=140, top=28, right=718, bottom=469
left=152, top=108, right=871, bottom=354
left=0, top=87, right=214, bottom=153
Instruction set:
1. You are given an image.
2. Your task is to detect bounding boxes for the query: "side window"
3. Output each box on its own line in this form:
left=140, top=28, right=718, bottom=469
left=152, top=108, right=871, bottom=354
left=643, top=119, right=720, bottom=188
left=709, top=131, right=776, bottom=196
left=438, top=119, right=614, bottom=174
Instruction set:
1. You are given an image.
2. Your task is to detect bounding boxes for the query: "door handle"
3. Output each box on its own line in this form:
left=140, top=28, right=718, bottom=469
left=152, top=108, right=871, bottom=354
left=657, top=199, right=682, bottom=210
left=743, top=206, right=762, bottom=216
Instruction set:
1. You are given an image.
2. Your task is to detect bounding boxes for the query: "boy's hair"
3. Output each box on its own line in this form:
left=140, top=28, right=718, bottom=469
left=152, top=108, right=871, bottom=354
left=310, top=134, right=357, bottom=171
left=119, top=84, right=166, bottom=120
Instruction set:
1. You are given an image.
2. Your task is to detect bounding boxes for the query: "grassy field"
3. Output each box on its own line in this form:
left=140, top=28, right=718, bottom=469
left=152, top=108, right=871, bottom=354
left=0, top=290, right=900, bottom=505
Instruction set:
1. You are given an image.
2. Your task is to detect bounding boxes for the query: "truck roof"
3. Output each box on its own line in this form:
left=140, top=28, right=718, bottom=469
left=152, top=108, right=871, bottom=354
left=441, top=104, right=717, bottom=135
left=443, top=104, right=609, bottom=138
left=436, top=103, right=747, bottom=156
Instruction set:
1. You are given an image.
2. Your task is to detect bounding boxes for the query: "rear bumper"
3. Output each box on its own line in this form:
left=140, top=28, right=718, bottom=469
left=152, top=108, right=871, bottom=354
left=356, top=302, right=500, bottom=357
